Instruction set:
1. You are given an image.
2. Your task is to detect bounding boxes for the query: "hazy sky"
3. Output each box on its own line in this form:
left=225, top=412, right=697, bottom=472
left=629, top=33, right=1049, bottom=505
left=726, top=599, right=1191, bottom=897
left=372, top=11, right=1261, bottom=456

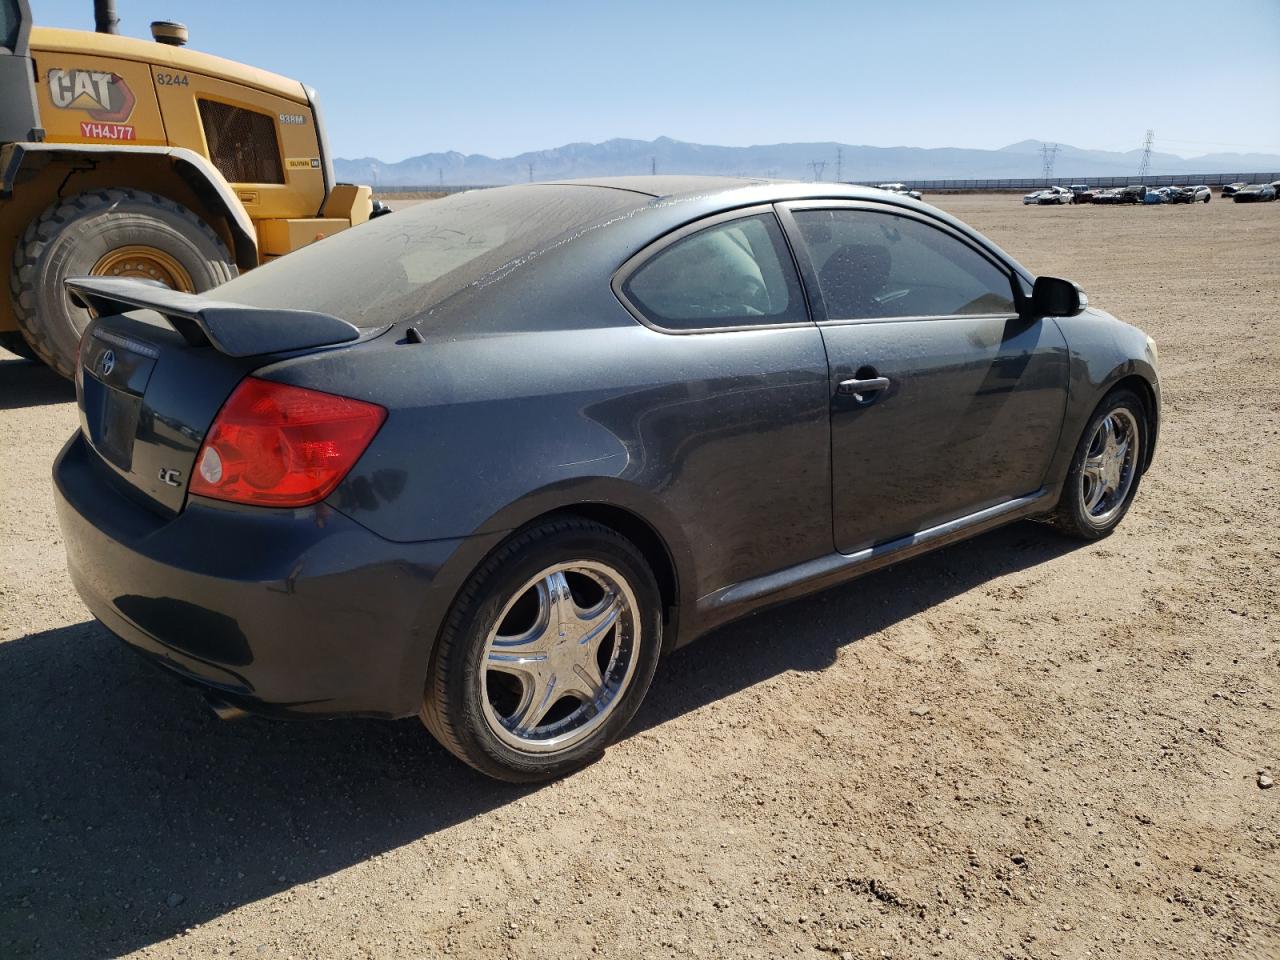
left=34, top=0, right=1280, bottom=161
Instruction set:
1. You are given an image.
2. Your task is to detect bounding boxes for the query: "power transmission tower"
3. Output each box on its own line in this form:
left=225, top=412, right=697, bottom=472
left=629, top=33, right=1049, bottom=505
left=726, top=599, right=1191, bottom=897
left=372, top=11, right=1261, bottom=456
left=1040, top=142, right=1059, bottom=180
left=437, top=167, right=443, bottom=186
left=527, top=162, right=534, bottom=182
left=809, top=160, right=826, bottom=181
left=1137, top=130, right=1154, bottom=178
left=651, top=156, right=656, bottom=175
left=836, top=146, right=843, bottom=182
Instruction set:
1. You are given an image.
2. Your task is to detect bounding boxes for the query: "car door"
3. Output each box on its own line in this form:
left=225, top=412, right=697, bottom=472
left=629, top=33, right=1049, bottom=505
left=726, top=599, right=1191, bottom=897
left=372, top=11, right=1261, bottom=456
left=777, top=201, right=1069, bottom=554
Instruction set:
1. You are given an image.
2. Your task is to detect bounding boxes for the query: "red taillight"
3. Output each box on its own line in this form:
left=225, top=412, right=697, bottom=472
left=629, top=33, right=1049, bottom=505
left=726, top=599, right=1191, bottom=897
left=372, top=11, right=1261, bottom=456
left=189, top=377, right=386, bottom=507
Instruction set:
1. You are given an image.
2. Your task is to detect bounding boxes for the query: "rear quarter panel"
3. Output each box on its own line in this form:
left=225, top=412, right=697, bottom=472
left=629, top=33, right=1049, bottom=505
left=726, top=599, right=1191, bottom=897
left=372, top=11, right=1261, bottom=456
left=264, top=291, right=834, bottom=620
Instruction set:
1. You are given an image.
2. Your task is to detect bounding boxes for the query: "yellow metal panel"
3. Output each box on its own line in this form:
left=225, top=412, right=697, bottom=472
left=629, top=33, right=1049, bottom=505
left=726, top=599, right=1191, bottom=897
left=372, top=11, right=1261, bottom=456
left=256, top=218, right=351, bottom=257
left=29, top=27, right=308, bottom=104
left=152, top=68, right=326, bottom=222
left=32, top=51, right=167, bottom=147
left=323, top=183, right=372, bottom=225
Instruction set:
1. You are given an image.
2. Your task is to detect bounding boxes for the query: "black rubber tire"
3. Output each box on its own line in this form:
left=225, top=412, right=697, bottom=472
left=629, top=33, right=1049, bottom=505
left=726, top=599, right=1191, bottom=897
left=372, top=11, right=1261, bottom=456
left=10, top=189, right=237, bottom=378
left=421, top=516, right=663, bottom=783
left=1046, top=388, right=1149, bottom=541
left=0, top=330, right=39, bottom=361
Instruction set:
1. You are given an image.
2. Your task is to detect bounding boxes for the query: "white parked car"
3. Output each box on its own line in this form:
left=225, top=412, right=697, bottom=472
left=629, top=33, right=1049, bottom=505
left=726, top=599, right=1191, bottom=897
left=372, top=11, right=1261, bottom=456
left=876, top=182, right=923, bottom=200
left=1023, top=189, right=1046, bottom=205
left=1036, top=186, right=1074, bottom=205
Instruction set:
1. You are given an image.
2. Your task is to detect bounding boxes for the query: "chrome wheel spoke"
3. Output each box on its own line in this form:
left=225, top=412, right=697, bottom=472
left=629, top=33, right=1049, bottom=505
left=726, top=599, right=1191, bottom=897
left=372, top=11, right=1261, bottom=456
left=1083, top=473, right=1108, bottom=511
left=544, top=570, right=577, bottom=637
left=507, top=669, right=560, bottom=734
left=1100, top=415, right=1116, bottom=452
left=579, top=594, right=621, bottom=661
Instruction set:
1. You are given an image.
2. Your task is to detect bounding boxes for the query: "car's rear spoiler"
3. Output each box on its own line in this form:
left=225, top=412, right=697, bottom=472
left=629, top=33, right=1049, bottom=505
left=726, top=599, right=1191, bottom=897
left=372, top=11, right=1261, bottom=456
left=64, top=276, right=360, bottom=358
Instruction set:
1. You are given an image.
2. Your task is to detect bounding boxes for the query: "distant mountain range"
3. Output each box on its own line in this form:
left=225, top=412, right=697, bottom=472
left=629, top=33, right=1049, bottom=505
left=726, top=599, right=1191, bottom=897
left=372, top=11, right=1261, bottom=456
left=334, top=136, right=1280, bottom=187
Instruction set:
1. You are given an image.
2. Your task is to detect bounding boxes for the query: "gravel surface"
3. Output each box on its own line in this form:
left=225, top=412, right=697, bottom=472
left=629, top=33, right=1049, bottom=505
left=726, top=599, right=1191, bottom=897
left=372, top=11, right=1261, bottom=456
left=1, top=194, right=1277, bottom=959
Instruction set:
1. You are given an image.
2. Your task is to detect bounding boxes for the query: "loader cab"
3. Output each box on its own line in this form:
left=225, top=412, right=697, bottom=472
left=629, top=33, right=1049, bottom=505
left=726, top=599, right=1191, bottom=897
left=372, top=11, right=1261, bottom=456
left=0, top=0, right=42, bottom=143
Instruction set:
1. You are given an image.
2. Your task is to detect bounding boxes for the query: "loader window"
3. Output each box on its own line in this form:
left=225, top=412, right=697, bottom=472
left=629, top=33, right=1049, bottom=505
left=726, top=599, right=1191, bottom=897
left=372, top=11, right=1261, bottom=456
left=1, top=0, right=21, bottom=51
left=198, top=99, right=285, bottom=185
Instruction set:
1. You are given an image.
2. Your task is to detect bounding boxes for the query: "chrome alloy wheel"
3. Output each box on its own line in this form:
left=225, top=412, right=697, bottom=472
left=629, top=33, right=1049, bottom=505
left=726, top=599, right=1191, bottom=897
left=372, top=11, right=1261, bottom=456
left=1080, top=408, right=1141, bottom=526
left=481, top=561, right=641, bottom=754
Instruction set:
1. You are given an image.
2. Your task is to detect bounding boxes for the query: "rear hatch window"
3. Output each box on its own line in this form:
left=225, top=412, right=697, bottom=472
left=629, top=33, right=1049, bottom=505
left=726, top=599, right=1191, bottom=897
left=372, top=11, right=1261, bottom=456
left=213, top=185, right=646, bottom=329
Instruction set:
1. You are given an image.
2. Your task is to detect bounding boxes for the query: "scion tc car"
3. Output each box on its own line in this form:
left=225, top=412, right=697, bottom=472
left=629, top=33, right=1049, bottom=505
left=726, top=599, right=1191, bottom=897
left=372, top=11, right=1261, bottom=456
left=54, top=177, right=1160, bottom=782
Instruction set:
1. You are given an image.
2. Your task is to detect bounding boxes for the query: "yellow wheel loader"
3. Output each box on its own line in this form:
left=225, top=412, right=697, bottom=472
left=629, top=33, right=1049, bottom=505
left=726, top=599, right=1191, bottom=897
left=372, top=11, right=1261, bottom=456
left=0, top=0, right=386, bottom=376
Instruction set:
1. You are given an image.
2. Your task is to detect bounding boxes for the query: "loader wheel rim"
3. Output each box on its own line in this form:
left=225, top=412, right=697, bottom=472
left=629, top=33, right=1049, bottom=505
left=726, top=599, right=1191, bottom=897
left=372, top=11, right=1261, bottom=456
left=90, top=246, right=196, bottom=293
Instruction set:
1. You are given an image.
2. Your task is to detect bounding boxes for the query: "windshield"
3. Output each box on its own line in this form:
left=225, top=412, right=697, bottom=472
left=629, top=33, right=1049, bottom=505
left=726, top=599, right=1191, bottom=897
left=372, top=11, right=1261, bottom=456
left=215, top=185, right=645, bottom=328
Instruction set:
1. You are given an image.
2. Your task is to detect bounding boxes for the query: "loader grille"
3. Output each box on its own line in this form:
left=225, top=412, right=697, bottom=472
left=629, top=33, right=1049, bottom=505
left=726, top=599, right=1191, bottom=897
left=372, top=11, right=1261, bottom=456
left=198, top=100, right=285, bottom=185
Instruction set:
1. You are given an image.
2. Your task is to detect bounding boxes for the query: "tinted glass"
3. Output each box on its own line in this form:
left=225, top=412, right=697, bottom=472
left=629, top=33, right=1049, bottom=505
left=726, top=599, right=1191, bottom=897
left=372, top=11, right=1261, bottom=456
left=794, top=209, right=1016, bottom=320
left=623, top=213, right=806, bottom=330
left=1, top=0, right=21, bottom=50
left=198, top=100, right=285, bottom=184
left=215, top=185, right=643, bottom=328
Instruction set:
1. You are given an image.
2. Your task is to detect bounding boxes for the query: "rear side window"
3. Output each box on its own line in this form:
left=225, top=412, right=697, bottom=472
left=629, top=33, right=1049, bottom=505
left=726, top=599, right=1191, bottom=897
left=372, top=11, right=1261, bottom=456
left=622, top=213, right=807, bottom=330
left=793, top=208, right=1016, bottom=321
left=198, top=99, right=284, bottom=184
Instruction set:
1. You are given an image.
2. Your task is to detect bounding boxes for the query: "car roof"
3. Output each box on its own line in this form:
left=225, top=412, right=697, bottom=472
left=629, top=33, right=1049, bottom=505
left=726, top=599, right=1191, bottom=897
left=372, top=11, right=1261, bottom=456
left=545, top=175, right=767, bottom=198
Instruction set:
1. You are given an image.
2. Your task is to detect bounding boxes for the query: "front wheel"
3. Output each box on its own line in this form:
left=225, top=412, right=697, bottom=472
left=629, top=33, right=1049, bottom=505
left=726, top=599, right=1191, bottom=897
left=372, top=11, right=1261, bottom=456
left=1047, top=389, right=1148, bottom=540
left=421, top=517, right=663, bottom=782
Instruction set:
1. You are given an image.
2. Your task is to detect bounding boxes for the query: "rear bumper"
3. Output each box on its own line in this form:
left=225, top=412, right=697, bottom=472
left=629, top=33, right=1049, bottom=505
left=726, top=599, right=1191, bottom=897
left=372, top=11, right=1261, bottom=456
left=53, top=431, right=502, bottom=719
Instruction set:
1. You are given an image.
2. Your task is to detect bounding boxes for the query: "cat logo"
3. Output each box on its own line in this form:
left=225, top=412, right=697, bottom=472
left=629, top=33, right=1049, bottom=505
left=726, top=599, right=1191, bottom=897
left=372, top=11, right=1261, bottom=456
left=47, top=68, right=136, bottom=123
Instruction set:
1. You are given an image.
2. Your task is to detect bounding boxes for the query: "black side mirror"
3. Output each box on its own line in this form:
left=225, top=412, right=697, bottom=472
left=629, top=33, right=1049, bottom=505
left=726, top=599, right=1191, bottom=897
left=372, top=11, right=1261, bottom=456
left=1031, top=276, right=1087, bottom=317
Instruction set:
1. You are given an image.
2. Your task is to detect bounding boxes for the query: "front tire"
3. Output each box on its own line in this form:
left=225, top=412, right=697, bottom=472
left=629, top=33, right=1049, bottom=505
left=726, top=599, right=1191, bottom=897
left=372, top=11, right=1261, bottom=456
left=421, top=517, right=663, bottom=782
left=1047, top=388, right=1148, bottom=540
left=10, top=189, right=237, bottom=378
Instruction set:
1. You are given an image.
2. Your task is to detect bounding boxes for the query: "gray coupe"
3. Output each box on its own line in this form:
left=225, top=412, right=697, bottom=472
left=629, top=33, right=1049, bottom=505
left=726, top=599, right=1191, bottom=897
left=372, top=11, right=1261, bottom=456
left=54, top=177, right=1160, bottom=781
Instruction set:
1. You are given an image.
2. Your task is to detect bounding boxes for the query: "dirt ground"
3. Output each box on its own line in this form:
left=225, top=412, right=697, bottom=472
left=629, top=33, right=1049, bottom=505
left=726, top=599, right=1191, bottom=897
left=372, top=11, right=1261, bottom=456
left=1, top=193, right=1277, bottom=960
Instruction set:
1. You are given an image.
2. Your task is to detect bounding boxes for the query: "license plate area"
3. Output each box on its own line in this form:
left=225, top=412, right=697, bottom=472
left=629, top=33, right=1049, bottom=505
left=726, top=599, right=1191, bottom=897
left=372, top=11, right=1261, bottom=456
left=79, top=331, right=159, bottom=472
left=81, top=373, right=142, bottom=470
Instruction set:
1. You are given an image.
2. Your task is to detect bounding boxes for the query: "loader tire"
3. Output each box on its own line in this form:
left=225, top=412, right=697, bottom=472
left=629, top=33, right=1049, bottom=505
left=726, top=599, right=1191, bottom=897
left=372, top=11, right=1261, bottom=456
left=10, top=189, right=237, bottom=378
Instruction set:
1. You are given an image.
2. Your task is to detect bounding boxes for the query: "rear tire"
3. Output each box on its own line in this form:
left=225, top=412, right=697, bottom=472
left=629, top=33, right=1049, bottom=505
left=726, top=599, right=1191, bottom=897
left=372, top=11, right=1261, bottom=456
left=421, top=517, right=663, bottom=782
left=1047, top=388, right=1149, bottom=540
left=9, top=189, right=237, bottom=378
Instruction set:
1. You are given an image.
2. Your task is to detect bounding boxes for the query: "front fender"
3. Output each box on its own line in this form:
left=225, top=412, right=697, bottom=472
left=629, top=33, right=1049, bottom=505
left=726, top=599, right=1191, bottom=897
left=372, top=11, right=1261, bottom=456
left=0, top=142, right=258, bottom=268
left=1044, top=309, right=1160, bottom=492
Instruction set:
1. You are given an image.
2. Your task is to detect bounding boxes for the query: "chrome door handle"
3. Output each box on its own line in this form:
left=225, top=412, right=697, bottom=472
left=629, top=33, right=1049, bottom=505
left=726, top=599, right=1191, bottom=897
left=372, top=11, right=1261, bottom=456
left=837, top=376, right=891, bottom=400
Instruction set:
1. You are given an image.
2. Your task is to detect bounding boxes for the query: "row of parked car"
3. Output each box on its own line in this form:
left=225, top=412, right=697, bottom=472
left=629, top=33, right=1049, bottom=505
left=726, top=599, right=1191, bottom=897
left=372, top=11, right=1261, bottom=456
left=1024, top=182, right=1279, bottom=205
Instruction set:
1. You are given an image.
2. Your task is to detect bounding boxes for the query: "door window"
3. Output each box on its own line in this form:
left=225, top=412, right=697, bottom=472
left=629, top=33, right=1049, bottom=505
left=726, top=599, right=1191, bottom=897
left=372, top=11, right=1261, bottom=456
left=793, top=209, right=1016, bottom=320
left=621, top=213, right=806, bottom=330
